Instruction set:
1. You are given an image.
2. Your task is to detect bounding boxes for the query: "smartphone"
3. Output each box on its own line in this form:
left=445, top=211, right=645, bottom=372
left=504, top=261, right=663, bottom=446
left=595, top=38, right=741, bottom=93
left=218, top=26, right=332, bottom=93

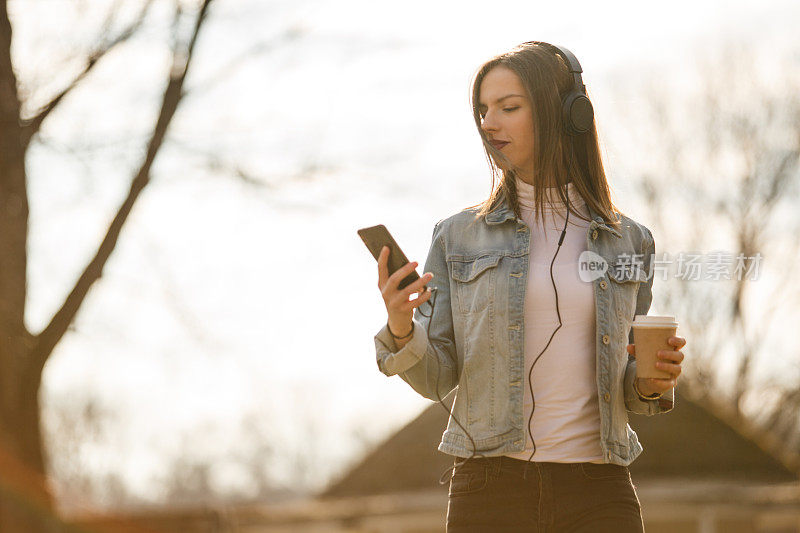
left=357, top=224, right=421, bottom=290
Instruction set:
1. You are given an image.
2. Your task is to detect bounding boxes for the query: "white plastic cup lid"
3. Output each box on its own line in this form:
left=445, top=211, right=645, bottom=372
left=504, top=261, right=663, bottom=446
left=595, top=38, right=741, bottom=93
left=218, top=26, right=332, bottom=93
left=632, top=315, right=678, bottom=328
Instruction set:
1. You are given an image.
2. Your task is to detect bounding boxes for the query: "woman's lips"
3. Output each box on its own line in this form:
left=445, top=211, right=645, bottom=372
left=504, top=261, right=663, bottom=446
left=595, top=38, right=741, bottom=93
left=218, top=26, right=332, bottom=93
left=490, top=141, right=509, bottom=149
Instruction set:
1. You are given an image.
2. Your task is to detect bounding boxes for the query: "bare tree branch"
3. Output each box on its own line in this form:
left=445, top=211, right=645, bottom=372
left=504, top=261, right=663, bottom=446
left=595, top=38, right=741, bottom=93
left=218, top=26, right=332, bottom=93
left=182, top=25, right=305, bottom=100
left=140, top=234, right=227, bottom=351
left=29, top=0, right=214, bottom=377
left=19, top=0, right=154, bottom=147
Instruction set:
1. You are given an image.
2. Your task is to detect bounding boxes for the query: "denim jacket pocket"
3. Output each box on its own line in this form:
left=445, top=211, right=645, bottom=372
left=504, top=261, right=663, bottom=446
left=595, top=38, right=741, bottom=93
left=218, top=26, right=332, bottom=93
left=607, top=264, right=648, bottom=321
left=448, top=254, right=502, bottom=315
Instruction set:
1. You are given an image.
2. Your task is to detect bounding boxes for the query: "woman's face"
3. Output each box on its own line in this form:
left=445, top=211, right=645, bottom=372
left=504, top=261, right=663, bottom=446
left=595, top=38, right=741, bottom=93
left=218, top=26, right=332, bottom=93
left=478, top=66, right=535, bottom=182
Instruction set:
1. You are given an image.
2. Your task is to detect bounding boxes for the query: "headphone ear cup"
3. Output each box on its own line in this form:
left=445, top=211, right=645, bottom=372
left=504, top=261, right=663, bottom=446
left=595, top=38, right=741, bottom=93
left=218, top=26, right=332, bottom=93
left=562, top=91, right=594, bottom=135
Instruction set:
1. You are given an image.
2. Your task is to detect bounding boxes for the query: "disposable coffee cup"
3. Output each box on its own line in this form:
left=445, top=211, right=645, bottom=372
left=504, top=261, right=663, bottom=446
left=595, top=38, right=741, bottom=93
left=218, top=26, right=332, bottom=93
left=632, top=315, right=679, bottom=379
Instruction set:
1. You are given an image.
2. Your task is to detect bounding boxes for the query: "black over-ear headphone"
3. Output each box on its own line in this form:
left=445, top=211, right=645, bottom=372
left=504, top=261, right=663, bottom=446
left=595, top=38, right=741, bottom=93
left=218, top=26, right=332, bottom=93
left=521, top=41, right=594, bottom=136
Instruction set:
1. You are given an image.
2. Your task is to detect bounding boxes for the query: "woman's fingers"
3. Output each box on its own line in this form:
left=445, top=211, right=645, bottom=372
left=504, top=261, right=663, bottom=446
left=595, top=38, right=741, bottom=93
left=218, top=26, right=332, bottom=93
left=629, top=344, right=681, bottom=378
left=401, top=271, right=433, bottom=298
left=394, top=274, right=432, bottom=310
left=383, top=260, right=419, bottom=294
left=377, top=251, right=430, bottom=317
left=400, top=286, right=432, bottom=312
left=645, top=377, right=677, bottom=390
left=377, top=246, right=390, bottom=288
left=655, top=361, right=682, bottom=377
left=658, top=349, right=685, bottom=364
left=668, top=336, right=687, bottom=349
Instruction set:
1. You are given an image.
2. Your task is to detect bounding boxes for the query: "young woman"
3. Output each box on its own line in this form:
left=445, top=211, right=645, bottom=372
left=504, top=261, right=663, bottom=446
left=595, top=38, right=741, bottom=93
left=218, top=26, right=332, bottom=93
left=373, top=41, right=687, bottom=532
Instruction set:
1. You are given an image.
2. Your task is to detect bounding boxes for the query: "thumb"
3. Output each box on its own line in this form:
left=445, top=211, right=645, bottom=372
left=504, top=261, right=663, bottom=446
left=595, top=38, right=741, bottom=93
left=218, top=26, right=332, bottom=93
left=626, top=344, right=635, bottom=357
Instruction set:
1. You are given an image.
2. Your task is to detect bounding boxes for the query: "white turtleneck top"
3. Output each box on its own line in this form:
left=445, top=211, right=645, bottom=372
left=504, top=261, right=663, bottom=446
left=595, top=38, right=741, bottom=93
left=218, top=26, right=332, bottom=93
left=503, top=176, right=604, bottom=464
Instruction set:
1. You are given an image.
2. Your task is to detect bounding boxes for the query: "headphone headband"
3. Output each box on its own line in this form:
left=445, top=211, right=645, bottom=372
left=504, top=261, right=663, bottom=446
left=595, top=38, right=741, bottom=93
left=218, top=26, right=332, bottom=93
left=522, top=41, right=586, bottom=93
left=519, top=41, right=594, bottom=135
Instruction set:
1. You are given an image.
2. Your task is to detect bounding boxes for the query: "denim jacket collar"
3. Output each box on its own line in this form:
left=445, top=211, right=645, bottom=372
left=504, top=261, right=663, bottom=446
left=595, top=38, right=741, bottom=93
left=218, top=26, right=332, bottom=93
left=484, top=190, right=622, bottom=238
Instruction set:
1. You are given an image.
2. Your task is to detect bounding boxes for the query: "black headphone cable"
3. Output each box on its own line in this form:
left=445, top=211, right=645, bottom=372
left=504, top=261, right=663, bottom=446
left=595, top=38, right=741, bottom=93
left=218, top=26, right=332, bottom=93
left=522, top=199, right=571, bottom=479
left=428, top=197, right=572, bottom=485
left=412, top=288, right=489, bottom=486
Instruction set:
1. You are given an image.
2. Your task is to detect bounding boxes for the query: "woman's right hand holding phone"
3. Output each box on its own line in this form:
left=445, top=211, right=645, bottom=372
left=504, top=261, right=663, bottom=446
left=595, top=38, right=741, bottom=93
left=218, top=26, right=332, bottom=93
left=377, top=246, right=434, bottom=348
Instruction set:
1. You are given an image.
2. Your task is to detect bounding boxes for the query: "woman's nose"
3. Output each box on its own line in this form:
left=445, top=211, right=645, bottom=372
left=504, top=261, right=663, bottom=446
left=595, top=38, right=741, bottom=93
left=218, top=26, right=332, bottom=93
left=481, top=112, right=498, bottom=133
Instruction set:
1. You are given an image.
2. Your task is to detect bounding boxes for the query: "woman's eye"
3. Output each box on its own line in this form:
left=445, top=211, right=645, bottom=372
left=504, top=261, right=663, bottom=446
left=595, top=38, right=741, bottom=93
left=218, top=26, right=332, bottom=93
left=479, top=106, right=518, bottom=119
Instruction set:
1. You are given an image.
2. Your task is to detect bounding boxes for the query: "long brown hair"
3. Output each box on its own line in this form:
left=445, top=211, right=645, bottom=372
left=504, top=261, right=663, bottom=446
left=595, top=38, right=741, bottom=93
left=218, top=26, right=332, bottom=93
left=468, top=42, right=622, bottom=229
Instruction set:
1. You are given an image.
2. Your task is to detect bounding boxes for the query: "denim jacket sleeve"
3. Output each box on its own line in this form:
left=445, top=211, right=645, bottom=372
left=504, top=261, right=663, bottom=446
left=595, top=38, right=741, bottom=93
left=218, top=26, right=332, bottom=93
left=623, top=226, right=676, bottom=415
left=373, top=220, right=459, bottom=401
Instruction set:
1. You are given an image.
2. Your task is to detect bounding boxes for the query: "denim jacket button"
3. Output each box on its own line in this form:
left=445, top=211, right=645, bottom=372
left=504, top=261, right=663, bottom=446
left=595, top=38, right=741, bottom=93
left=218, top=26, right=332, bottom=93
left=603, top=392, right=611, bottom=402
left=599, top=280, right=607, bottom=289
left=602, top=334, right=610, bottom=344
left=592, top=229, right=599, bottom=240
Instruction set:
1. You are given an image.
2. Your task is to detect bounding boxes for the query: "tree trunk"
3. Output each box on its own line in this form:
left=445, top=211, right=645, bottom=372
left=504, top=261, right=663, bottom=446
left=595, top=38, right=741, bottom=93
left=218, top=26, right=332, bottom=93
left=2, top=2, right=59, bottom=528
left=0, top=371, right=61, bottom=533
left=0, top=2, right=212, bottom=529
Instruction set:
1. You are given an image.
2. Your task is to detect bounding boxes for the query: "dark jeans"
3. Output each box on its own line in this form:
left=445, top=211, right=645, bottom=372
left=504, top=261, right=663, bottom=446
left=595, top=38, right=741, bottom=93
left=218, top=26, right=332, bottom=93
left=446, top=455, right=645, bottom=533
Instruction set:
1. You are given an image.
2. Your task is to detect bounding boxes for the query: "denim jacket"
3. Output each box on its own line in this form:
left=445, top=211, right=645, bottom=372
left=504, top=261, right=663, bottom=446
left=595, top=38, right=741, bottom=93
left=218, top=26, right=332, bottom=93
left=374, top=193, right=674, bottom=466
